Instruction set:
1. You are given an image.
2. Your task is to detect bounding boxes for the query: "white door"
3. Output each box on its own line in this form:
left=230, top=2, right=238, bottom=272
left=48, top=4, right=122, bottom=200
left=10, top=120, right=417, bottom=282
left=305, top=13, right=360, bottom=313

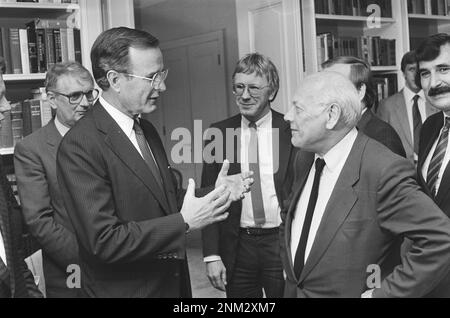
left=235, top=0, right=304, bottom=114
left=147, top=31, right=228, bottom=186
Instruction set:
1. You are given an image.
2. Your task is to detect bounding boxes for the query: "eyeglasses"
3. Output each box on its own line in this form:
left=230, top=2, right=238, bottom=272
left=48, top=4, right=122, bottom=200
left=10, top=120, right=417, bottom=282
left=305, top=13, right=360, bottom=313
left=50, top=89, right=99, bottom=105
left=121, top=69, right=168, bottom=89
left=232, top=83, right=270, bottom=97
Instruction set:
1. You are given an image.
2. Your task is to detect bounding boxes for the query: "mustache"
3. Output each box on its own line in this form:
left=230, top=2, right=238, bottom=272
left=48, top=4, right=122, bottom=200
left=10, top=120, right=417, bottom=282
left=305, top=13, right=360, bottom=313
left=429, top=86, right=450, bottom=97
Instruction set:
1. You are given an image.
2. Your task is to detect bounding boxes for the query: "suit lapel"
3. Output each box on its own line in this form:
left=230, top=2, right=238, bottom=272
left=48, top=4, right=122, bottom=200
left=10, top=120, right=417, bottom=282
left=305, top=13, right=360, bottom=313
left=298, top=134, right=364, bottom=283
left=228, top=115, right=242, bottom=175
left=45, top=120, right=63, bottom=161
left=141, top=121, right=178, bottom=214
left=272, top=111, right=291, bottom=194
left=284, top=152, right=314, bottom=281
left=93, top=103, right=171, bottom=215
left=393, top=91, right=413, bottom=150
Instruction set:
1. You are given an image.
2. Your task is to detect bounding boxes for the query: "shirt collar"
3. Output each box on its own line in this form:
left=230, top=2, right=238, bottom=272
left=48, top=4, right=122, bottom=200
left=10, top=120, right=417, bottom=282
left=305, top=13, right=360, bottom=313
left=100, top=96, right=135, bottom=138
left=54, top=115, right=71, bottom=137
left=403, top=86, right=424, bottom=102
left=241, top=110, right=272, bottom=129
left=318, top=128, right=358, bottom=173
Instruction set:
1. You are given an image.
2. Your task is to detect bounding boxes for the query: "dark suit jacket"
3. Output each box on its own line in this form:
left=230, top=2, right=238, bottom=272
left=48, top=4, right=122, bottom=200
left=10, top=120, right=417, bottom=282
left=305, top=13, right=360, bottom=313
left=201, top=110, right=296, bottom=280
left=281, top=132, right=450, bottom=298
left=358, top=109, right=406, bottom=158
left=378, top=90, right=438, bottom=162
left=418, top=111, right=450, bottom=297
left=14, top=120, right=79, bottom=297
left=0, top=158, right=42, bottom=298
left=57, top=102, right=191, bottom=298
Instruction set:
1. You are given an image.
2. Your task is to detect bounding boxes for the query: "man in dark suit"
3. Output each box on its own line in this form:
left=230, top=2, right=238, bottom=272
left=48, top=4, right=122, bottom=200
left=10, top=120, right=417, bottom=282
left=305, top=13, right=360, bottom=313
left=322, top=56, right=406, bottom=158
left=416, top=33, right=450, bottom=297
left=281, top=71, right=450, bottom=298
left=378, top=51, right=438, bottom=164
left=0, top=57, right=42, bottom=298
left=14, top=62, right=96, bottom=297
left=201, top=53, right=296, bottom=298
left=56, top=27, right=251, bottom=298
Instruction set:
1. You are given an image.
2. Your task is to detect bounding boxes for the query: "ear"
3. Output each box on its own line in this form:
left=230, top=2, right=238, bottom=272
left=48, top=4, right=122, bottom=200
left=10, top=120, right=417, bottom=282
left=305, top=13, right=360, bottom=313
left=357, top=83, right=366, bottom=104
left=46, top=92, right=58, bottom=110
left=107, top=70, right=121, bottom=92
left=269, top=89, right=278, bottom=103
left=325, top=103, right=341, bottom=130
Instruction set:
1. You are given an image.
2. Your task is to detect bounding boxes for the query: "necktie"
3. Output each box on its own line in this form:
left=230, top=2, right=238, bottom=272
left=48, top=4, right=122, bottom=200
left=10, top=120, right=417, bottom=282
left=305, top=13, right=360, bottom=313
left=294, top=158, right=326, bottom=280
left=133, top=119, right=164, bottom=193
left=412, top=95, right=423, bottom=156
left=427, top=117, right=450, bottom=195
left=248, top=122, right=265, bottom=226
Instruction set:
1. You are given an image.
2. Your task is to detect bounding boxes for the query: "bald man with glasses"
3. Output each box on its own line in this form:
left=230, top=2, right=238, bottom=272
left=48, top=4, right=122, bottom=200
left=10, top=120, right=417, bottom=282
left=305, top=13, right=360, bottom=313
left=14, top=61, right=96, bottom=298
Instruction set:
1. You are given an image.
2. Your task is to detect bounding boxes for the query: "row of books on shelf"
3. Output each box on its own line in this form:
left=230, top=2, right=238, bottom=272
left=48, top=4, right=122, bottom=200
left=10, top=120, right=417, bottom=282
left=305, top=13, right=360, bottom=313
left=408, top=0, right=450, bottom=15
left=317, top=33, right=396, bottom=68
left=374, top=74, right=398, bottom=111
left=314, top=0, right=393, bottom=17
left=0, top=95, right=53, bottom=148
left=0, top=19, right=81, bottom=75
left=0, top=0, right=79, bottom=4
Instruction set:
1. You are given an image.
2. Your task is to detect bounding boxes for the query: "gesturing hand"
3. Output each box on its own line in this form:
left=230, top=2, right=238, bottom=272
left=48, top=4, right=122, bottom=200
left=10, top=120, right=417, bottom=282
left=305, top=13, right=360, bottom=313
left=181, top=179, right=231, bottom=232
left=215, top=160, right=254, bottom=201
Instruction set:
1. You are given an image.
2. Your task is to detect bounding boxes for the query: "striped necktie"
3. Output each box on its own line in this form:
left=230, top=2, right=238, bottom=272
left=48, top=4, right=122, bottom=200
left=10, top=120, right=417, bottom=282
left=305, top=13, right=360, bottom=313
left=427, top=117, right=450, bottom=195
left=412, top=95, right=422, bottom=156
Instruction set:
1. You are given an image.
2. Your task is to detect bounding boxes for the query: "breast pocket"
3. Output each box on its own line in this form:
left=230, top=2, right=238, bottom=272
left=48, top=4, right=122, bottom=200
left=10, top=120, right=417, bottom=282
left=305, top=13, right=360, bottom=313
left=341, top=219, right=374, bottom=240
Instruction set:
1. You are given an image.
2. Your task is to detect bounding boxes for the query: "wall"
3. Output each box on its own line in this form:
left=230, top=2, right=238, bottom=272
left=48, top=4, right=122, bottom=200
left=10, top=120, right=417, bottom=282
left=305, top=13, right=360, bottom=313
left=134, top=0, right=240, bottom=116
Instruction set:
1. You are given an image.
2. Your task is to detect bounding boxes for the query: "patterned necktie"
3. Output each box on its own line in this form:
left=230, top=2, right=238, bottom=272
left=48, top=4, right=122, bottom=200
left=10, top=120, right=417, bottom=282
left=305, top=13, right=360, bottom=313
left=248, top=121, right=266, bottom=226
left=294, top=158, right=326, bottom=280
left=133, top=119, right=164, bottom=193
left=412, top=95, right=423, bottom=156
left=427, top=117, right=450, bottom=195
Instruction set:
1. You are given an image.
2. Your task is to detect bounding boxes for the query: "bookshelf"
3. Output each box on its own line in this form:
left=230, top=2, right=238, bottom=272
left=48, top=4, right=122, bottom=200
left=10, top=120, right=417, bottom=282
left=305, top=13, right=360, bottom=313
left=0, top=0, right=107, bottom=155
left=300, top=0, right=450, bottom=109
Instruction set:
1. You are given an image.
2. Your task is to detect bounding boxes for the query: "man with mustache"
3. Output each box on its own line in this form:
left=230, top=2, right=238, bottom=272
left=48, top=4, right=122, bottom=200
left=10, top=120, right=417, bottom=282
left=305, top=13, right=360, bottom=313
left=14, top=61, right=96, bottom=297
left=416, top=33, right=450, bottom=297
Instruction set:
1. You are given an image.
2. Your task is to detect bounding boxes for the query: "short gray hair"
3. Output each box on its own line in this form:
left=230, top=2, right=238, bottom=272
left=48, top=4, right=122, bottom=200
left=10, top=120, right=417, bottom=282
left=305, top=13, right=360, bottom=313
left=45, top=61, right=93, bottom=92
left=300, top=72, right=362, bottom=128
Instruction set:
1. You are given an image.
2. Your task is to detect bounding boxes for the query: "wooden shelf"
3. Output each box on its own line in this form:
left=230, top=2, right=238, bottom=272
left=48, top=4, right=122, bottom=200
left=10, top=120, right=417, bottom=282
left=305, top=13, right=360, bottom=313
left=409, top=14, right=450, bottom=20
left=0, top=148, right=14, bottom=156
left=371, top=66, right=399, bottom=72
left=0, top=2, right=79, bottom=11
left=3, top=74, right=46, bottom=82
left=316, top=14, right=396, bottom=23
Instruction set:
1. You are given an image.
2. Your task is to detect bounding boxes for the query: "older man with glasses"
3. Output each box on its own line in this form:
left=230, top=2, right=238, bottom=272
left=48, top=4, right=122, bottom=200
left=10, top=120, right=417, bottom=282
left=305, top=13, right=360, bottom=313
left=201, top=53, right=297, bottom=298
left=14, top=61, right=96, bottom=298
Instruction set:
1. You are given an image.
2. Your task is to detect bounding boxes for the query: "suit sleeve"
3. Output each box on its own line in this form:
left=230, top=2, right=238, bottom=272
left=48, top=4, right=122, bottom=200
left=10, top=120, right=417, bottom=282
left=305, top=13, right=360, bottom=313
left=14, top=142, right=78, bottom=271
left=0, top=164, right=42, bottom=298
left=56, top=132, right=186, bottom=265
left=373, top=158, right=450, bottom=298
left=201, top=126, right=221, bottom=258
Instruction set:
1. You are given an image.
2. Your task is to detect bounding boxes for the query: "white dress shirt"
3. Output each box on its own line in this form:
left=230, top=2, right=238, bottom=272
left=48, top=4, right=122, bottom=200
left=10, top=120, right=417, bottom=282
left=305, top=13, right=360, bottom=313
left=403, top=87, right=426, bottom=141
left=204, top=111, right=281, bottom=263
left=54, top=115, right=70, bottom=137
left=0, top=227, right=6, bottom=266
left=100, top=96, right=159, bottom=165
left=421, top=114, right=450, bottom=196
left=291, top=128, right=358, bottom=264
left=240, top=112, right=281, bottom=229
